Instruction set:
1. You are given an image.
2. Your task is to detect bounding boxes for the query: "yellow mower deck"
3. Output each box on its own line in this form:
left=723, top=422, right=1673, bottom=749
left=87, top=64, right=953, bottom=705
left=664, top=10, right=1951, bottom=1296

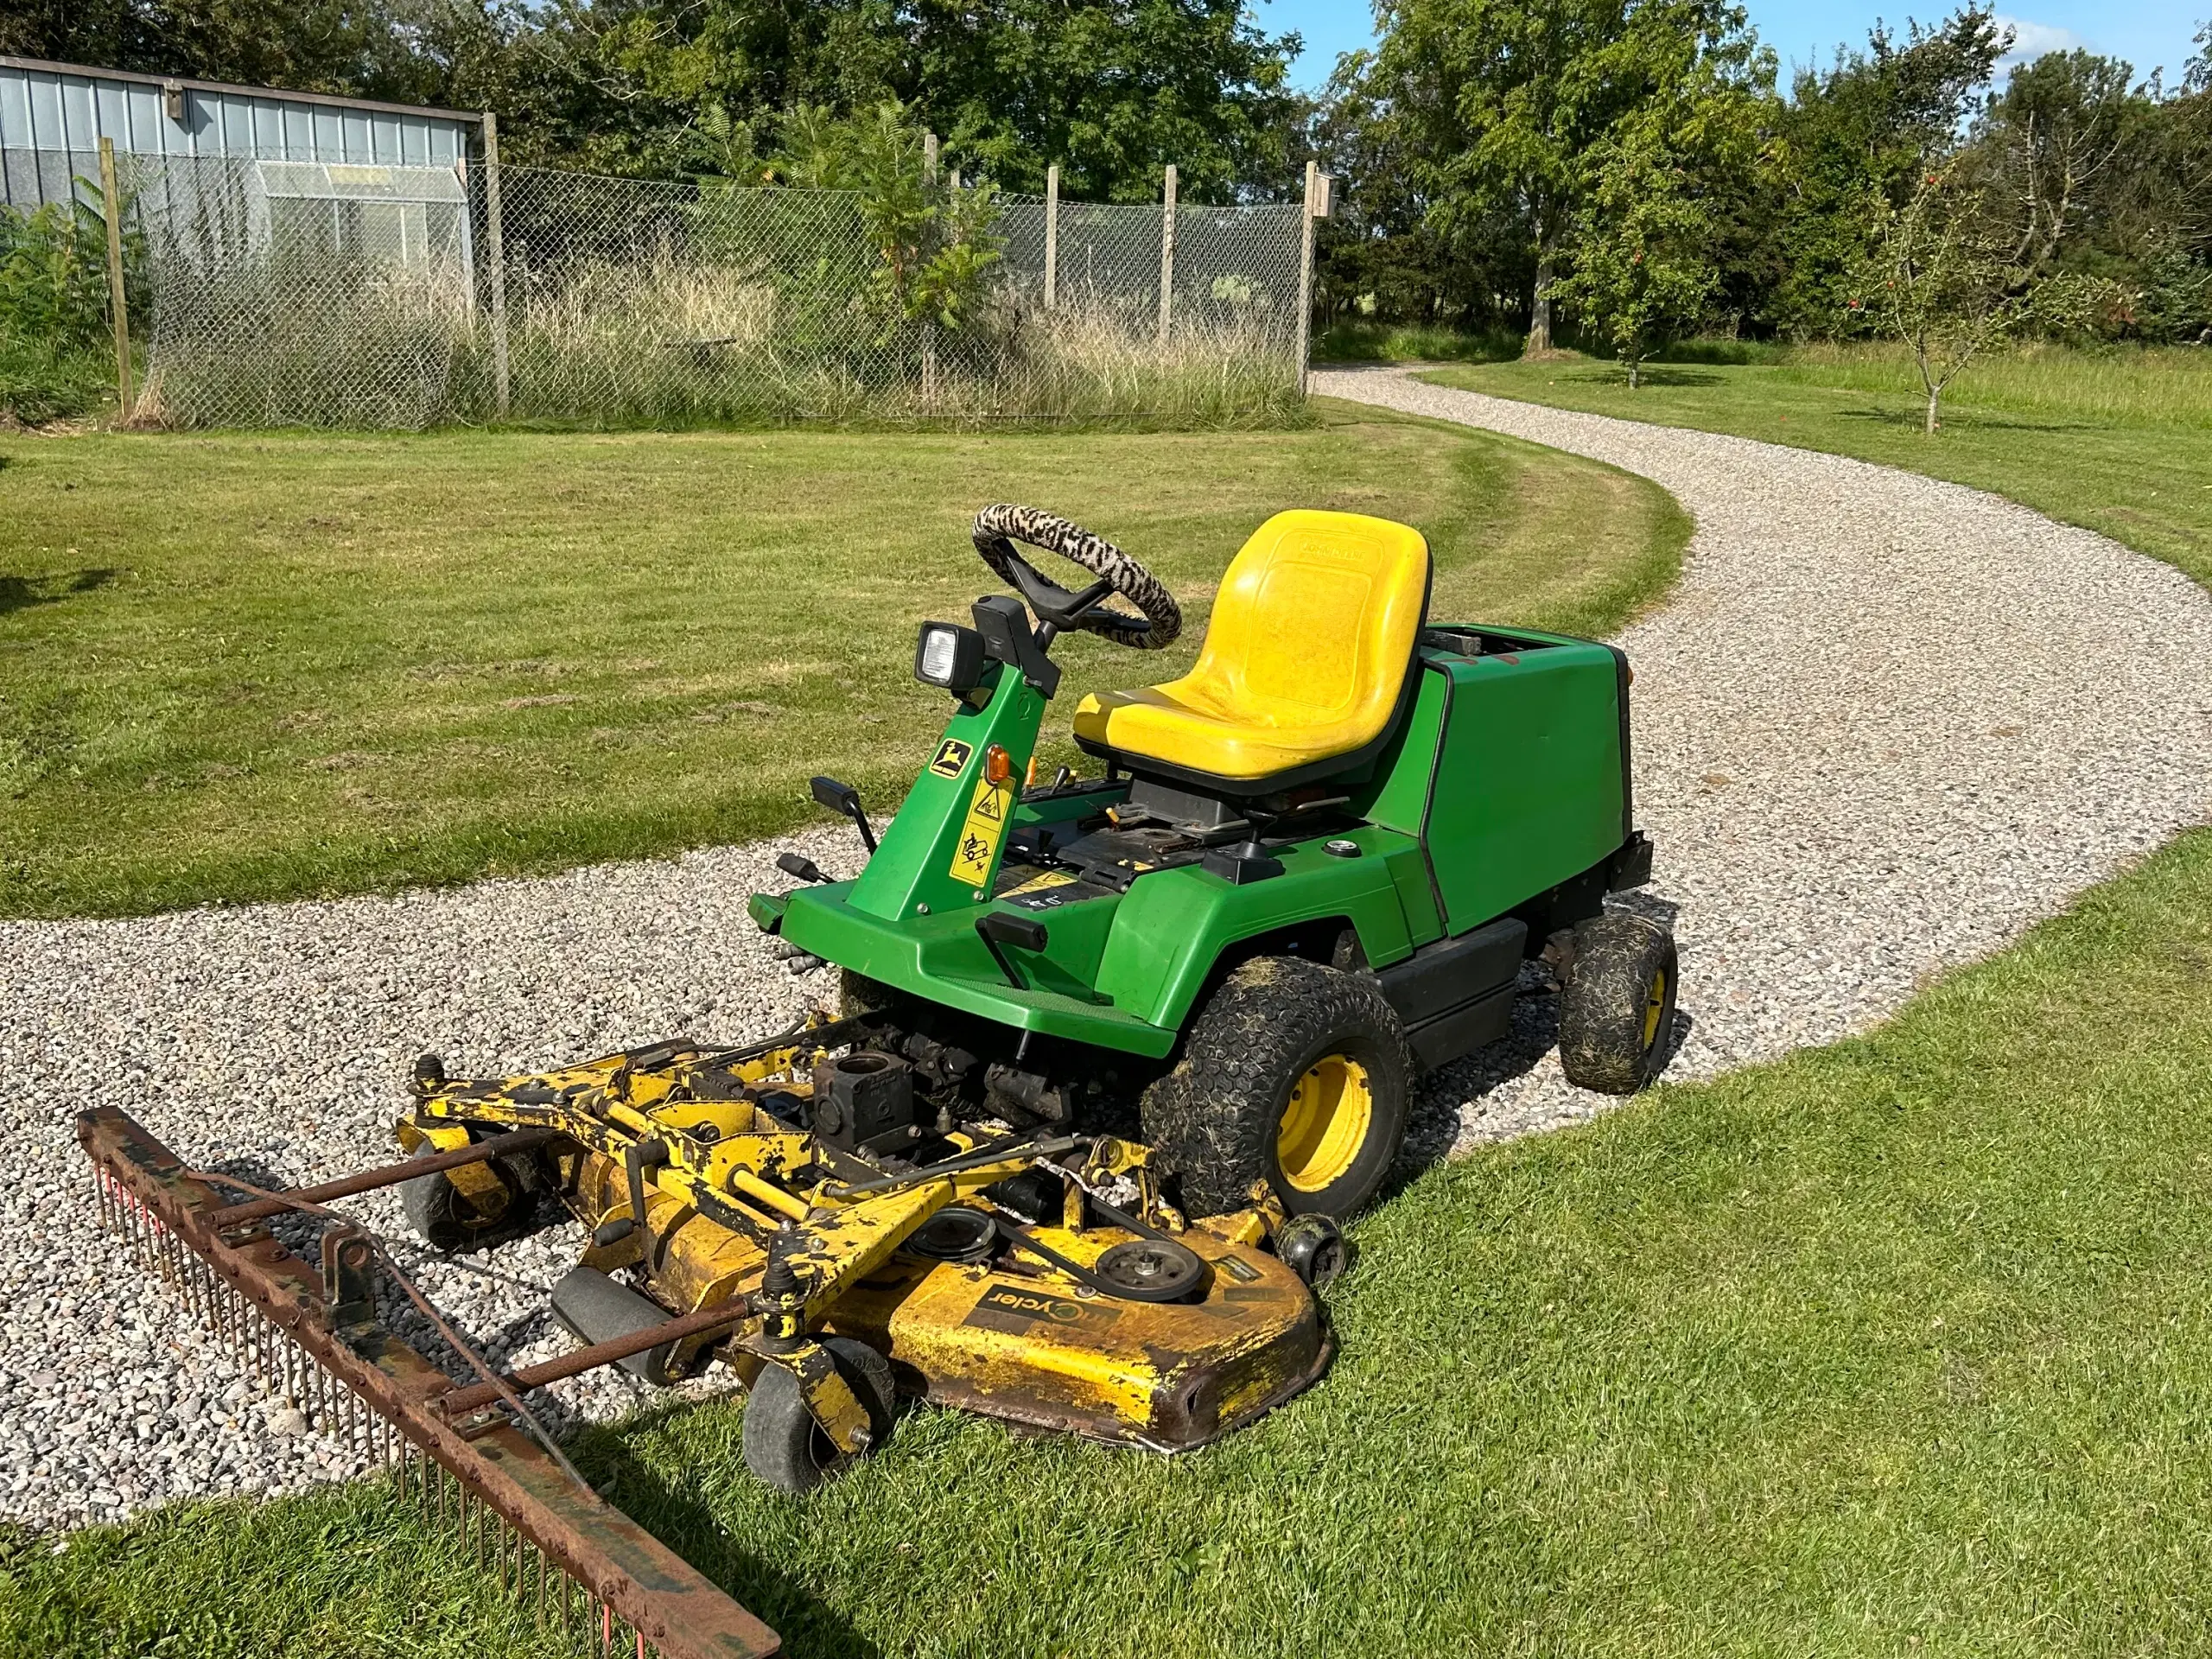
left=823, top=1227, right=1327, bottom=1449
left=397, top=1025, right=1329, bottom=1452
left=78, top=1020, right=1338, bottom=1656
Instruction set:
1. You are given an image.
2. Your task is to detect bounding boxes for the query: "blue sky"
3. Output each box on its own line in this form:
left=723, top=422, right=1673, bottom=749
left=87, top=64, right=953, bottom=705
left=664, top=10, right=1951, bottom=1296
left=1264, top=0, right=2208, bottom=92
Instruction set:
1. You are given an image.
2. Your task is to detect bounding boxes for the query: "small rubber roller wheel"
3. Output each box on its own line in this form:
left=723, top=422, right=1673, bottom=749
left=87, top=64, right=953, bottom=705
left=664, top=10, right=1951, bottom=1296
left=1141, top=956, right=1411, bottom=1221
left=742, top=1338, right=896, bottom=1496
left=399, top=1141, right=543, bottom=1254
left=1557, top=912, right=1679, bottom=1094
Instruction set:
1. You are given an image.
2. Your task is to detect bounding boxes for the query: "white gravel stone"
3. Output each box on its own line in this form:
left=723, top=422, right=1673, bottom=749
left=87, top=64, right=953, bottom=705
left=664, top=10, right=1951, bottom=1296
left=1319, top=365, right=2212, bottom=1158
left=1, top=824, right=859, bottom=1530
left=8, top=376, right=2211, bottom=1529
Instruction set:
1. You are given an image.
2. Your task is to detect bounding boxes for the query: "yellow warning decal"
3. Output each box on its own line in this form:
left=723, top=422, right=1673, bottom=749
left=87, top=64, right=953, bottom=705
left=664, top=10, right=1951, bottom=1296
left=930, top=739, right=974, bottom=779
left=1000, top=868, right=1077, bottom=897
left=948, top=774, right=1014, bottom=889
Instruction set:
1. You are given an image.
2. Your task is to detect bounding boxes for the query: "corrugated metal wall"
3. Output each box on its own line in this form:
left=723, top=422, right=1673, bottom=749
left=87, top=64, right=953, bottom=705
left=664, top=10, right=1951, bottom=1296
left=0, top=55, right=477, bottom=211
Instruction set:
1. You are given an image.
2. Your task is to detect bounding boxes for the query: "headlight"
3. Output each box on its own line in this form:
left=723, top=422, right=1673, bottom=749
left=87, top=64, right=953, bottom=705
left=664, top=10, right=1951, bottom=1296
left=914, top=621, right=986, bottom=692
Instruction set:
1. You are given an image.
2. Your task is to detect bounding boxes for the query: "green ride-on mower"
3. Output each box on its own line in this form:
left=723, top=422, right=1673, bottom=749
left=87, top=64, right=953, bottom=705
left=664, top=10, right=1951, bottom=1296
left=79, top=504, right=1672, bottom=1659
left=760, top=501, right=1674, bottom=1216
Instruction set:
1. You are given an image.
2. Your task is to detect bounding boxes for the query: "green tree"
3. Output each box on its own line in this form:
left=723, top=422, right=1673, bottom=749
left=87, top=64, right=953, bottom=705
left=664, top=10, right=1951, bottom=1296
left=1761, top=8, right=2007, bottom=336
left=1367, top=0, right=1771, bottom=356
left=1553, top=135, right=1719, bottom=385
left=1306, top=51, right=1526, bottom=331
left=771, top=100, right=1002, bottom=330
left=1, top=0, right=528, bottom=111
left=908, top=0, right=1301, bottom=200
left=531, top=0, right=1299, bottom=200
left=1847, top=161, right=2121, bottom=432
left=1974, top=49, right=2212, bottom=343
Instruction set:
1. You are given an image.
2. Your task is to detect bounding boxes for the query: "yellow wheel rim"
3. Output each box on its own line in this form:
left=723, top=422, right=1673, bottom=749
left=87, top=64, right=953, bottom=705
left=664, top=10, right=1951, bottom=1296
left=1643, top=967, right=1669, bottom=1051
left=1276, top=1052, right=1374, bottom=1194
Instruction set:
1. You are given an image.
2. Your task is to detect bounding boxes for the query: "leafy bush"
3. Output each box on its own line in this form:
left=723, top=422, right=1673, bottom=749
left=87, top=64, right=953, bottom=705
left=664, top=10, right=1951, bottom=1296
left=1313, top=320, right=1522, bottom=363
left=0, top=194, right=120, bottom=422
left=766, top=100, right=1004, bottom=336
left=0, top=197, right=111, bottom=350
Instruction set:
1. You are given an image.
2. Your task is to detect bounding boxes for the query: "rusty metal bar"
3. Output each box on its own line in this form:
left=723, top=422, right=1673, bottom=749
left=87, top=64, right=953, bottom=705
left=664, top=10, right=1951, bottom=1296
left=436, top=1300, right=750, bottom=1420
left=206, top=1127, right=560, bottom=1224
left=78, top=1107, right=780, bottom=1659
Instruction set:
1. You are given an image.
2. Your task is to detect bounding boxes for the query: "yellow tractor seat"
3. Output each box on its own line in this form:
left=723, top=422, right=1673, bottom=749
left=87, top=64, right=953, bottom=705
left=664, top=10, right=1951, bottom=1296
left=1073, top=510, right=1432, bottom=793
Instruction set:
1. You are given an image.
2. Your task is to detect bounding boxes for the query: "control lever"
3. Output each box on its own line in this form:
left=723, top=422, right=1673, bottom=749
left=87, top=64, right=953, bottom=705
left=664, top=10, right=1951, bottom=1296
left=776, top=851, right=828, bottom=884
left=975, top=911, right=1048, bottom=989
left=809, top=775, right=877, bottom=854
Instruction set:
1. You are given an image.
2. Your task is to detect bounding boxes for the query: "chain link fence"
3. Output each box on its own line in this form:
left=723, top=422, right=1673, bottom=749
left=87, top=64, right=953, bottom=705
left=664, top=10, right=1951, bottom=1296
left=115, top=153, right=1309, bottom=429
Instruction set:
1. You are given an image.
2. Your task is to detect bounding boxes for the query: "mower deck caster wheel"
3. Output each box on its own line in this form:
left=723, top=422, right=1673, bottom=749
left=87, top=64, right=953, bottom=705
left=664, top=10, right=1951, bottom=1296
left=1557, top=913, right=1679, bottom=1095
left=743, top=1338, right=896, bottom=1495
left=1275, top=1213, right=1348, bottom=1291
left=400, top=1141, right=543, bottom=1254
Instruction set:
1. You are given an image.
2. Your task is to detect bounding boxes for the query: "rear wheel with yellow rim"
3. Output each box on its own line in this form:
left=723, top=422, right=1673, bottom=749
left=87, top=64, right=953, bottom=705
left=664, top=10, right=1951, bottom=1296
left=1557, top=912, right=1679, bottom=1095
left=1141, top=956, right=1411, bottom=1221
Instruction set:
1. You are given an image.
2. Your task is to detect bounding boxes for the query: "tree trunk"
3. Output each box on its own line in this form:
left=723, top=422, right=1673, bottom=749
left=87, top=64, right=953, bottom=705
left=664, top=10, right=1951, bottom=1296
left=1524, top=246, right=1554, bottom=356
left=1628, top=357, right=1640, bottom=390
left=1924, top=385, right=1940, bottom=434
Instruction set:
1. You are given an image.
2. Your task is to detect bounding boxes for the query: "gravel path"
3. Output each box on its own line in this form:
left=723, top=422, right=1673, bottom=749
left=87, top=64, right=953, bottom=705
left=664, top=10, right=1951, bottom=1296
left=1325, top=365, right=2212, bottom=1156
left=8, top=370, right=2212, bottom=1529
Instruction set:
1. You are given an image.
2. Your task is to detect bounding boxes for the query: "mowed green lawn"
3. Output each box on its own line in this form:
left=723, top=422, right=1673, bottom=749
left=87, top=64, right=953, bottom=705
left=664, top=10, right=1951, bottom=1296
left=0, top=403, right=1681, bottom=918
left=1421, top=343, right=2212, bottom=588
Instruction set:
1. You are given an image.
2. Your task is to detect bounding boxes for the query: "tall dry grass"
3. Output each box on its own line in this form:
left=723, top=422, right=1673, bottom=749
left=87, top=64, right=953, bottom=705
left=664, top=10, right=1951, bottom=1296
left=1770, top=340, right=2212, bottom=426
left=142, top=245, right=1308, bottom=430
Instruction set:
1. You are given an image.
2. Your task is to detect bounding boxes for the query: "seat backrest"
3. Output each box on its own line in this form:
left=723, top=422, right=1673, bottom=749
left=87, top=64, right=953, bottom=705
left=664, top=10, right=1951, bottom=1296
left=1184, top=509, right=1430, bottom=732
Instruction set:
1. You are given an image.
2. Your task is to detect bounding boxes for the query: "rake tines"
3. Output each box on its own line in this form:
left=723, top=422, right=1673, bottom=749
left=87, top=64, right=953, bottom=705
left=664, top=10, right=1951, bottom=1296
left=82, top=1109, right=779, bottom=1659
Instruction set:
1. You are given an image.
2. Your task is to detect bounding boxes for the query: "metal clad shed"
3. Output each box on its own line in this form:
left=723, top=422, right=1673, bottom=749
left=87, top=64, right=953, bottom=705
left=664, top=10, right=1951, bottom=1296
left=0, top=54, right=478, bottom=210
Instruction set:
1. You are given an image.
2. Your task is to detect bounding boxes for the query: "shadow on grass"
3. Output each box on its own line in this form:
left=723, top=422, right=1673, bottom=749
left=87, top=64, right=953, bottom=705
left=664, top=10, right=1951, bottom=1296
left=0, top=568, right=118, bottom=617
left=569, top=1403, right=885, bottom=1659
left=1834, top=404, right=2088, bottom=435
left=1605, top=368, right=1726, bottom=389
left=1499, top=364, right=1728, bottom=391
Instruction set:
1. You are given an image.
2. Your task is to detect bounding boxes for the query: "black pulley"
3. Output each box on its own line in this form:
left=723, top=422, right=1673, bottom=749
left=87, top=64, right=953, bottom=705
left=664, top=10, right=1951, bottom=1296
left=1095, top=1237, right=1207, bottom=1302
left=899, top=1205, right=1000, bottom=1265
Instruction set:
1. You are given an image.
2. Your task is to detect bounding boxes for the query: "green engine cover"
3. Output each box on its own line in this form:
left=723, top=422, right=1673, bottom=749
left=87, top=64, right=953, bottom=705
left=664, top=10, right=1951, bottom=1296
left=1359, top=627, right=1628, bottom=935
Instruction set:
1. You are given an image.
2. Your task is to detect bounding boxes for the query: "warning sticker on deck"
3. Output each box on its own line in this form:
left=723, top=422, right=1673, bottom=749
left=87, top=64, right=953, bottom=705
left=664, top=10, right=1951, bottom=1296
left=948, top=774, right=1014, bottom=889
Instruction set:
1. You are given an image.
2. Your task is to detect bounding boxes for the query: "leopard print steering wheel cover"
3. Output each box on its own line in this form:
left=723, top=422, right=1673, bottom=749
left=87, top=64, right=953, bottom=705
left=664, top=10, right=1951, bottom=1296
left=970, top=504, right=1182, bottom=651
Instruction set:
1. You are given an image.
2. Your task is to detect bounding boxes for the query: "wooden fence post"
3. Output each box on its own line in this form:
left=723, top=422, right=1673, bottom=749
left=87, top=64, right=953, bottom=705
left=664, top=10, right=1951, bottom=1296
left=1157, top=164, right=1178, bottom=346
left=481, top=111, right=511, bottom=417
left=97, top=137, right=135, bottom=423
left=1294, top=159, right=1319, bottom=397
left=1043, top=163, right=1059, bottom=311
left=920, top=133, right=940, bottom=410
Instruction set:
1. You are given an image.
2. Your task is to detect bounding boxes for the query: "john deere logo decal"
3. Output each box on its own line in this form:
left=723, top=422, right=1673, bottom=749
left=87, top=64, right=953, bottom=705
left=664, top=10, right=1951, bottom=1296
left=929, top=740, right=973, bottom=779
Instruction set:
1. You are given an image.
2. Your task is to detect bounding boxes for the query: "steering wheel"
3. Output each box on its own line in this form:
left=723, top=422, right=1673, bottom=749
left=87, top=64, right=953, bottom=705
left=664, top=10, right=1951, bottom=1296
left=971, top=505, right=1182, bottom=652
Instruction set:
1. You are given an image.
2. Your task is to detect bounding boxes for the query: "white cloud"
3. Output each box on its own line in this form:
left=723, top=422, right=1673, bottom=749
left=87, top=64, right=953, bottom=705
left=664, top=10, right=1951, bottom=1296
left=1991, top=13, right=2094, bottom=74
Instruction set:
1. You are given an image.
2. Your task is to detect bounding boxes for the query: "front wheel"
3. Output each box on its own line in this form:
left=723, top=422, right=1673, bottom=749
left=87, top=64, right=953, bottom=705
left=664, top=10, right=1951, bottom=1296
left=1141, top=957, right=1411, bottom=1221
left=1557, top=913, right=1678, bottom=1094
left=741, top=1338, right=897, bottom=1496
